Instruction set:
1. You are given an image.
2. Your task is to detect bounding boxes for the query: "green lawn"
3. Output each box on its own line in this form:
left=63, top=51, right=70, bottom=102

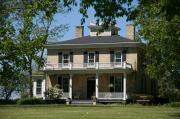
left=0, top=105, right=179, bottom=119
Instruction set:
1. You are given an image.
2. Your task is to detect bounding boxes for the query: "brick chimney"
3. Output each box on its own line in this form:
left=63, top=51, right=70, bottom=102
left=75, top=26, right=84, bottom=38
left=126, top=24, right=135, bottom=40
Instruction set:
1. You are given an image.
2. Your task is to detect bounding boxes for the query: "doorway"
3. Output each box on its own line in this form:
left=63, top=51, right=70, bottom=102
left=87, top=77, right=95, bottom=99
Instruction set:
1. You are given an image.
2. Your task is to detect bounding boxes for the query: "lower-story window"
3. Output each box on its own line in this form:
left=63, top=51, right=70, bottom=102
left=110, top=76, right=123, bottom=92
left=58, top=76, right=69, bottom=92
left=36, top=80, right=42, bottom=95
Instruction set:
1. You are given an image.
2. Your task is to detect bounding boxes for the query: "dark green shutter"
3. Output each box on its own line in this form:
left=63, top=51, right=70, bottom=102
left=58, top=76, right=62, bottom=89
left=95, top=51, right=99, bottom=62
left=70, top=52, right=73, bottom=63
left=84, top=51, right=88, bottom=63
left=58, top=52, right=62, bottom=63
left=122, top=50, right=126, bottom=62
left=110, top=51, right=114, bottom=62
left=110, top=76, right=114, bottom=92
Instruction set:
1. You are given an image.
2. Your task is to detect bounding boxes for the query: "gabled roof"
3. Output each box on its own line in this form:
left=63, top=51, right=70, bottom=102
left=46, top=35, right=141, bottom=49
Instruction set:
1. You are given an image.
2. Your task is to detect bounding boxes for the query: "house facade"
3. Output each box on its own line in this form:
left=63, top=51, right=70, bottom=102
left=33, top=23, right=145, bottom=102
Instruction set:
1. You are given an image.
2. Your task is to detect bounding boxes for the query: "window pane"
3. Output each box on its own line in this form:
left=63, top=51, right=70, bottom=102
left=63, top=60, right=69, bottom=63
left=88, top=53, right=95, bottom=63
left=63, top=54, right=69, bottom=59
left=37, top=80, right=42, bottom=87
left=63, top=54, right=69, bottom=64
left=115, top=59, right=121, bottom=63
left=115, top=77, right=123, bottom=92
left=36, top=88, right=41, bottom=94
left=89, top=53, right=94, bottom=59
left=116, top=52, right=121, bottom=58
left=36, top=80, right=42, bottom=95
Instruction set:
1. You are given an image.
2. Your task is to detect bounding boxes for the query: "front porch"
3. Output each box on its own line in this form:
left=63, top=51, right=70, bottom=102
left=47, top=73, right=127, bottom=101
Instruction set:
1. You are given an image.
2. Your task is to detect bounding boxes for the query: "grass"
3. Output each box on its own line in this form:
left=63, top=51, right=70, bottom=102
left=0, top=104, right=179, bottom=119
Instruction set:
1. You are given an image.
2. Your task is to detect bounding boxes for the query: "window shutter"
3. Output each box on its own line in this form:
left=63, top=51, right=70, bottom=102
left=110, top=76, right=114, bottom=92
left=110, top=51, right=114, bottom=62
left=83, top=51, right=88, bottom=63
left=70, top=52, right=73, bottom=63
left=122, top=50, right=126, bottom=62
left=95, top=51, right=99, bottom=62
left=58, top=76, right=62, bottom=89
left=58, top=52, right=62, bottom=63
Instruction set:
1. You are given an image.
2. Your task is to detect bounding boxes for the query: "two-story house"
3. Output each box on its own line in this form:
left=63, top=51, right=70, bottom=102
left=33, top=22, right=143, bottom=102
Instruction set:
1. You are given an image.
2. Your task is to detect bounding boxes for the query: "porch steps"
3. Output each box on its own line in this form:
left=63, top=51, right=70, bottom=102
left=71, top=100, right=93, bottom=105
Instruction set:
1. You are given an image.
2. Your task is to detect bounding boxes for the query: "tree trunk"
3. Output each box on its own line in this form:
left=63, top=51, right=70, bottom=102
left=28, top=58, right=33, bottom=98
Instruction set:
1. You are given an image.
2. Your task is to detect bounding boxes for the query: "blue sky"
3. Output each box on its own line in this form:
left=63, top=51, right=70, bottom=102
left=53, top=0, right=138, bottom=41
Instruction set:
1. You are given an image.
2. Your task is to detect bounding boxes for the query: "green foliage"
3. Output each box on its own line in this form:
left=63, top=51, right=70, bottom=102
left=44, top=84, right=63, bottom=100
left=166, top=102, right=180, bottom=108
left=63, top=0, right=133, bottom=28
left=134, top=0, right=180, bottom=100
left=0, top=99, right=17, bottom=105
left=17, top=98, right=66, bottom=105
left=0, top=0, right=68, bottom=98
left=17, top=98, right=44, bottom=105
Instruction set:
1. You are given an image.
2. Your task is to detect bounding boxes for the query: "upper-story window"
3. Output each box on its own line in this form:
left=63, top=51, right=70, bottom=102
left=62, top=54, right=70, bottom=64
left=114, top=51, right=122, bottom=64
left=88, top=52, right=95, bottom=65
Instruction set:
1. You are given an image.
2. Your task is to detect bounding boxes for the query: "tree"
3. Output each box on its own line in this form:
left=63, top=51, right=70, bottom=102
left=0, top=0, right=68, bottom=98
left=15, top=0, right=68, bottom=97
left=134, top=0, right=180, bottom=100
left=63, top=0, right=133, bottom=27
left=0, top=1, right=27, bottom=100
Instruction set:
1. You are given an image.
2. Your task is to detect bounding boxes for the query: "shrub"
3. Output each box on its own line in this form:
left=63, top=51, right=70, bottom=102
left=17, top=98, right=44, bottom=105
left=166, top=102, right=180, bottom=108
left=0, top=99, right=17, bottom=105
left=153, top=97, right=169, bottom=105
left=44, top=99, right=66, bottom=104
left=44, top=84, right=63, bottom=100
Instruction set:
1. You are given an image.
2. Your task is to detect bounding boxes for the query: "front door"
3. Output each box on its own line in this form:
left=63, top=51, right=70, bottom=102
left=87, top=78, right=95, bottom=99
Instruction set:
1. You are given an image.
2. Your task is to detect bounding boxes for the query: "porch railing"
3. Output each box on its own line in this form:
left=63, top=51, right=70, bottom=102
left=62, top=92, right=69, bottom=99
left=44, top=62, right=132, bottom=70
left=98, top=92, right=124, bottom=99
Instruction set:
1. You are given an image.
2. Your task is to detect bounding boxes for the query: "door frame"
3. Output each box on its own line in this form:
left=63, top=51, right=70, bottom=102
left=86, top=77, right=95, bottom=99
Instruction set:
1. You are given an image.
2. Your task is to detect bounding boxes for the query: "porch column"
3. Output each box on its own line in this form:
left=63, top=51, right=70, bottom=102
left=123, top=73, right=127, bottom=100
left=69, top=74, right=72, bottom=99
left=95, top=73, right=99, bottom=98
left=42, top=79, right=46, bottom=99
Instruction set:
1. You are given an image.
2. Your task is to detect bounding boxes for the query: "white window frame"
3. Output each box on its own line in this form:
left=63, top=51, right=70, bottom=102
left=62, top=53, right=70, bottom=67
left=36, top=80, right=42, bottom=95
left=114, top=51, right=122, bottom=66
left=88, top=52, right=95, bottom=67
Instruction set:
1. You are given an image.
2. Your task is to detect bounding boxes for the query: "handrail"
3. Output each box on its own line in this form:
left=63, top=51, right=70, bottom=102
left=44, top=62, right=132, bottom=70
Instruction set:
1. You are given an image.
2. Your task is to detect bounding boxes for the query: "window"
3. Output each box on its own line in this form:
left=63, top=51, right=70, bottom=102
left=58, top=76, right=69, bottom=92
left=62, top=54, right=70, bottom=66
left=36, top=80, right=42, bottom=95
left=88, top=52, right=95, bottom=65
left=114, top=51, right=122, bottom=65
left=110, top=76, right=123, bottom=92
